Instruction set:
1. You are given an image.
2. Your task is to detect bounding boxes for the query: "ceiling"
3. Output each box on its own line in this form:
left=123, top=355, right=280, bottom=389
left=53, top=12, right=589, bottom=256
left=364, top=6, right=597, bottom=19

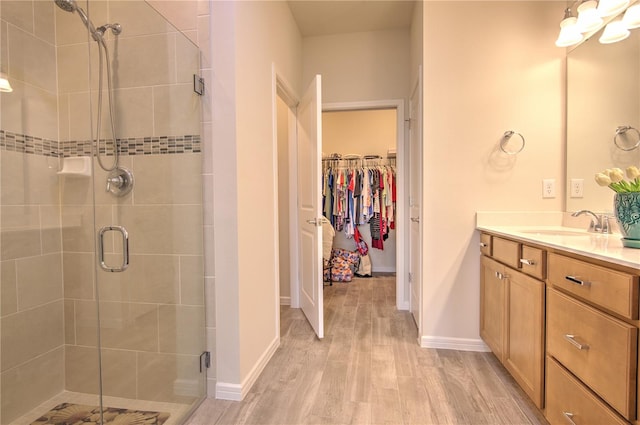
left=287, top=1, right=416, bottom=37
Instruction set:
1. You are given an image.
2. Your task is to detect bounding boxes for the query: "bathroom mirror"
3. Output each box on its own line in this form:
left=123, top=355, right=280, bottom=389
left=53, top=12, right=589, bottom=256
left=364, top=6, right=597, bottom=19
left=565, top=23, right=640, bottom=213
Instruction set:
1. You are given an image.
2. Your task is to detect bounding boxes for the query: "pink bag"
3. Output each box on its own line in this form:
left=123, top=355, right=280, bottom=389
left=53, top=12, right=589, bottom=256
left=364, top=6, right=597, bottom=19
left=353, top=227, right=369, bottom=256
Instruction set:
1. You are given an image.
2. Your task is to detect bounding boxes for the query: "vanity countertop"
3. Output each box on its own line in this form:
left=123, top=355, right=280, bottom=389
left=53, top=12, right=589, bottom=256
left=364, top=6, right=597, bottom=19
left=477, top=225, right=640, bottom=271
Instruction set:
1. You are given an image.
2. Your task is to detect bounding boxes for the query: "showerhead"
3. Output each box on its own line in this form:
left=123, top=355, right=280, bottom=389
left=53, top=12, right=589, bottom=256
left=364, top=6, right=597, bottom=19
left=54, top=0, right=77, bottom=13
left=53, top=0, right=99, bottom=41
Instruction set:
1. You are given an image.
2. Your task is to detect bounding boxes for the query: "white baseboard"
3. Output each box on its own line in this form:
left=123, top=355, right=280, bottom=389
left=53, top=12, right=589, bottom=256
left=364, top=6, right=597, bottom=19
left=419, top=336, right=490, bottom=352
left=280, top=296, right=291, bottom=305
left=215, top=335, right=280, bottom=401
left=397, top=300, right=409, bottom=311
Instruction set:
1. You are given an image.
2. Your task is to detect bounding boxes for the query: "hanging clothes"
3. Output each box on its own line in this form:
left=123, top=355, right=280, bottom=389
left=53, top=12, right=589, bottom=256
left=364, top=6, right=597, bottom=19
left=322, top=157, right=396, bottom=250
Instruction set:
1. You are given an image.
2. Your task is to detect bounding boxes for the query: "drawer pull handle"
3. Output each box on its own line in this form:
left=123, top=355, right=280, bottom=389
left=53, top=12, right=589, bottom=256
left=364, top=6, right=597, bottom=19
left=565, top=275, right=591, bottom=287
left=494, top=271, right=508, bottom=280
left=480, top=242, right=488, bottom=248
left=562, top=412, right=577, bottom=425
left=520, top=258, right=535, bottom=266
left=564, top=334, right=589, bottom=350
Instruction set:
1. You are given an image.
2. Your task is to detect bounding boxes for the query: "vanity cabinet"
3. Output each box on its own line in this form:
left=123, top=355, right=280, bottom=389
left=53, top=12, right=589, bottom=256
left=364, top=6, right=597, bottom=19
left=479, top=235, right=545, bottom=408
left=546, top=252, right=638, bottom=423
left=480, top=231, right=640, bottom=425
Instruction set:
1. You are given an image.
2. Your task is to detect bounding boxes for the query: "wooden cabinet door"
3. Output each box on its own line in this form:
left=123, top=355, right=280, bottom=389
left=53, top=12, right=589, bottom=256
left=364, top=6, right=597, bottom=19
left=505, top=268, right=545, bottom=408
left=480, top=256, right=507, bottom=362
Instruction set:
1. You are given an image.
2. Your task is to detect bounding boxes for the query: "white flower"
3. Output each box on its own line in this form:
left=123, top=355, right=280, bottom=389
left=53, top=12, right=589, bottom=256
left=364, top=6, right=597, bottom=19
left=609, top=168, right=625, bottom=183
left=627, top=165, right=640, bottom=180
left=595, top=172, right=612, bottom=186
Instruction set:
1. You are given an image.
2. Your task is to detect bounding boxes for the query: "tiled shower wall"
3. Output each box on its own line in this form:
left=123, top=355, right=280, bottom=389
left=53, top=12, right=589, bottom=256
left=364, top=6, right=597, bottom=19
left=0, top=2, right=65, bottom=423
left=0, top=0, right=211, bottom=422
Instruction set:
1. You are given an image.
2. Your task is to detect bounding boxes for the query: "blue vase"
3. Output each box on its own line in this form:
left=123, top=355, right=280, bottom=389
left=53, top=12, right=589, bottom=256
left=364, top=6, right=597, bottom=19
left=614, top=192, right=640, bottom=246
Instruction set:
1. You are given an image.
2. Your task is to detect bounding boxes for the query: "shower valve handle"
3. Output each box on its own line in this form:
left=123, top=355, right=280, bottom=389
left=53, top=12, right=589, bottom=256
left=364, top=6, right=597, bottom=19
left=106, top=175, right=124, bottom=191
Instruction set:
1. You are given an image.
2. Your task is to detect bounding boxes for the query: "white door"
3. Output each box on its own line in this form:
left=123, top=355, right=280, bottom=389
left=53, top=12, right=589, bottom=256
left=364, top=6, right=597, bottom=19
left=409, top=74, right=423, bottom=332
left=297, top=75, right=324, bottom=339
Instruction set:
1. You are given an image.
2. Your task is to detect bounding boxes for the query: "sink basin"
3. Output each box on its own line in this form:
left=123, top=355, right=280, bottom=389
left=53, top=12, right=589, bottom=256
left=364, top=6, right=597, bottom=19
left=520, top=229, right=590, bottom=237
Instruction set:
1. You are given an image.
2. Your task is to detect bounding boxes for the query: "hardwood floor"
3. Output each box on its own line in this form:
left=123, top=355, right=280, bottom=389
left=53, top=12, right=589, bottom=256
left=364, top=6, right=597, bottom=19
left=186, top=275, right=549, bottom=425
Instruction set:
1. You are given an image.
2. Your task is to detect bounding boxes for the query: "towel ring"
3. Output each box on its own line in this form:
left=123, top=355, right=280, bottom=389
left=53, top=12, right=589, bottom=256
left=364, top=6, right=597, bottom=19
left=613, top=126, right=640, bottom=151
left=500, top=131, right=525, bottom=155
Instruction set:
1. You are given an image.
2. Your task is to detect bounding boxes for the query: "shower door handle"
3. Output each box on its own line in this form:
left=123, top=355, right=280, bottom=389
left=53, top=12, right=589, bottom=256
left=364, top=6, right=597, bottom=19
left=98, top=226, right=130, bottom=272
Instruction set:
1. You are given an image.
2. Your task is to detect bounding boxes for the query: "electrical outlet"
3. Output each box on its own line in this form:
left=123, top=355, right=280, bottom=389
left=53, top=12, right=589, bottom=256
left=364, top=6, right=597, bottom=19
left=570, top=178, right=584, bottom=198
left=543, top=179, right=556, bottom=198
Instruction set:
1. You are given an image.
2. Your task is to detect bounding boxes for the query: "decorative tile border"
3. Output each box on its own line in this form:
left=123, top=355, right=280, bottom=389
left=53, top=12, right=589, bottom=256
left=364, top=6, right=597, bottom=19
left=0, top=130, right=201, bottom=157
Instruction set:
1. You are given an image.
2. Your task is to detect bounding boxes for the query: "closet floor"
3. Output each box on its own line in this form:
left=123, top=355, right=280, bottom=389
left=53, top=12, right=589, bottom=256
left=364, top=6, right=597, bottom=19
left=186, top=275, right=548, bottom=425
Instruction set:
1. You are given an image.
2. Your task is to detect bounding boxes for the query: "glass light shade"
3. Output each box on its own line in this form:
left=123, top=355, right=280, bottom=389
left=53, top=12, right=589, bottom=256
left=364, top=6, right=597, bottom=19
left=577, top=0, right=604, bottom=32
left=556, top=17, right=584, bottom=47
left=597, top=0, right=630, bottom=17
left=599, top=17, right=630, bottom=43
left=623, top=3, right=640, bottom=29
left=0, top=73, right=12, bottom=93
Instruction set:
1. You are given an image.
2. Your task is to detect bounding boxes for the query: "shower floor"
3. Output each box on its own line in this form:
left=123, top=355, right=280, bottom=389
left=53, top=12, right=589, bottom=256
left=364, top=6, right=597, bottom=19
left=10, top=391, right=192, bottom=425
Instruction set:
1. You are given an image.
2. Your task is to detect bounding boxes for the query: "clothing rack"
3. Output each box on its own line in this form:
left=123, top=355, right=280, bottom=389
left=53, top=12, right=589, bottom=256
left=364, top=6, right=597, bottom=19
left=322, top=154, right=395, bottom=170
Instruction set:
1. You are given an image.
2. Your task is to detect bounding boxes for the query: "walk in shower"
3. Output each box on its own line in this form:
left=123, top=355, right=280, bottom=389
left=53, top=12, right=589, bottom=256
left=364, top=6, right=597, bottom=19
left=0, top=1, right=206, bottom=424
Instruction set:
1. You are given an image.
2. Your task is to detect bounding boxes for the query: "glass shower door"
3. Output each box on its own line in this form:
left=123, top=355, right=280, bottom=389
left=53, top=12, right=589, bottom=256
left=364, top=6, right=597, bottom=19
left=0, top=0, right=207, bottom=423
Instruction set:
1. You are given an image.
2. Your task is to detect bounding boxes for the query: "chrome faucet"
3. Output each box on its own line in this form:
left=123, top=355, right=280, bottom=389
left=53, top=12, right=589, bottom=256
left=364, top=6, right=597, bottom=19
left=571, top=210, right=611, bottom=234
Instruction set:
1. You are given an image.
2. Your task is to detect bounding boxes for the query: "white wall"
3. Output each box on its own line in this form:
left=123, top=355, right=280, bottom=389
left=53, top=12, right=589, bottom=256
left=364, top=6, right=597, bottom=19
left=420, top=1, right=565, bottom=348
left=211, top=0, right=302, bottom=398
left=302, top=29, right=410, bottom=104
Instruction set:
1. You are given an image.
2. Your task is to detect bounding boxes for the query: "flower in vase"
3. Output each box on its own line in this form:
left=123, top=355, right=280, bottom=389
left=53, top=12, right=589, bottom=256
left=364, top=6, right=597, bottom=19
left=595, top=166, right=640, bottom=193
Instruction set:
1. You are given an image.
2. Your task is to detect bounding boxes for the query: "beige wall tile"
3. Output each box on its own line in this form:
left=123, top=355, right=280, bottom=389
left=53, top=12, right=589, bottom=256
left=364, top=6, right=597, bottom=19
left=66, top=91, right=94, bottom=140
left=153, top=84, right=200, bottom=136
left=73, top=300, right=97, bottom=347
left=66, top=345, right=136, bottom=399
left=113, top=87, right=153, bottom=139
left=202, top=173, right=213, bottom=226
left=64, top=344, right=100, bottom=395
left=132, top=154, right=202, bottom=205
left=2, top=1, right=34, bottom=35
left=34, top=0, right=55, bottom=42
left=64, top=300, right=76, bottom=344
left=205, top=277, right=215, bottom=328
left=60, top=174, right=93, bottom=206
left=117, top=205, right=203, bottom=255
left=1, top=21, right=7, bottom=71
left=8, top=25, right=56, bottom=92
left=197, top=0, right=210, bottom=17
left=110, top=0, right=173, bottom=39
left=0, top=79, right=59, bottom=141
left=16, top=253, right=63, bottom=310
left=137, top=352, right=201, bottom=403
left=1, top=347, right=64, bottom=424
left=1, top=260, right=17, bottom=317
left=176, top=33, right=200, bottom=83
left=41, top=204, right=63, bottom=254
left=62, top=205, right=112, bottom=253
left=54, top=0, right=108, bottom=46
left=76, top=301, right=158, bottom=352
left=102, top=348, right=137, bottom=399
left=180, top=255, right=204, bottom=306
left=111, top=34, right=175, bottom=88
left=63, top=252, right=95, bottom=300
left=58, top=93, right=71, bottom=142
left=1, top=206, right=41, bottom=261
left=57, top=44, right=98, bottom=94
left=158, top=304, right=205, bottom=355
left=98, top=254, right=179, bottom=304
left=203, top=224, right=214, bottom=276
left=1, top=152, right=60, bottom=206
left=1, top=300, right=63, bottom=371
left=197, top=14, right=210, bottom=69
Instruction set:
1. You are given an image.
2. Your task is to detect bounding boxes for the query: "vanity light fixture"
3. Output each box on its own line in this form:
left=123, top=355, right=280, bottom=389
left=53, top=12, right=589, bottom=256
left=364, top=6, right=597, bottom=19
left=599, top=16, right=631, bottom=42
left=556, top=8, right=584, bottom=47
left=623, top=3, right=640, bottom=28
left=0, top=73, right=13, bottom=93
left=577, top=0, right=604, bottom=32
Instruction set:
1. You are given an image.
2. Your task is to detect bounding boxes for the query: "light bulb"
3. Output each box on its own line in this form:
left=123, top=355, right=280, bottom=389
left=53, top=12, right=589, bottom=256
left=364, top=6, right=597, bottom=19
left=556, top=16, right=584, bottom=47
left=0, top=73, right=12, bottom=93
left=623, top=3, right=640, bottom=29
left=597, top=0, right=630, bottom=17
left=577, top=0, right=604, bottom=32
left=599, top=17, right=630, bottom=43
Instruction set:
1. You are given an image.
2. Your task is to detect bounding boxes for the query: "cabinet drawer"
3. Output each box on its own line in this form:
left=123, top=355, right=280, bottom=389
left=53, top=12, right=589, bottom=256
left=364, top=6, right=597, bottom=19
left=480, top=233, right=492, bottom=256
left=520, top=245, right=546, bottom=280
left=492, top=237, right=520, bottom=269
left=548, top=253, right=638, bottom=320
left=547, top=288, right=637, bottom=419
left=545, top=356, right=629, bottom=425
